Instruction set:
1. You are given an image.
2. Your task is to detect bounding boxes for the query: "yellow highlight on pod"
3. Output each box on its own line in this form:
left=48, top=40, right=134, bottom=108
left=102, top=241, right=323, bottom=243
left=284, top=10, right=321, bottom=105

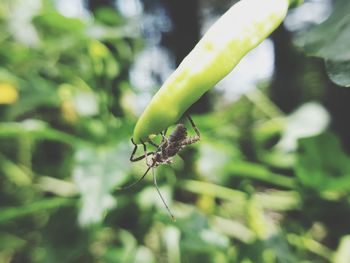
left=0, top=83, right=18, bottom=104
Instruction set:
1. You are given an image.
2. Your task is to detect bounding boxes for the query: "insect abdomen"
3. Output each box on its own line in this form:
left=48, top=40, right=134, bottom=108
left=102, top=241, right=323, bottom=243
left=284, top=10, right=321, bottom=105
left=169, top=124, right=187, bottom=143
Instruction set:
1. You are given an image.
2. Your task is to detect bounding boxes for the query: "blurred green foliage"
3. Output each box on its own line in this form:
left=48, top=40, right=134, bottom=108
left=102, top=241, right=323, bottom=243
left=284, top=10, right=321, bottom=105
left=1, top=1, right=350, bottom=263
left=296, top=0, right=350, bottom=87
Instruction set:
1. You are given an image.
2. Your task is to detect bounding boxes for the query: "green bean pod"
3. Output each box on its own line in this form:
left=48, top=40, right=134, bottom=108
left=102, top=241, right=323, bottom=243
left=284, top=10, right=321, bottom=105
left=133, top=0, right=292, bottom=144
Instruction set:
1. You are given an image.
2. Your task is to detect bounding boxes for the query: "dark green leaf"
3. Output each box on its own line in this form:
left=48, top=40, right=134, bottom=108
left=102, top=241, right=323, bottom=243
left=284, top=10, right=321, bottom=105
left=297, top=0, right=350, bottom=87
left=0, top=198, right=74, bottom=223
left=325, top=59, right=350, bottom=87
left=300, top=0, right=350, bottom=61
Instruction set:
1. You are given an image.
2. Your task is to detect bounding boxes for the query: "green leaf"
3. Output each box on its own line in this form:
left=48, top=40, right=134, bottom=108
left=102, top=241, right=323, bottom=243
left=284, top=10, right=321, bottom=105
left=325, top=59, right=350, bottom=87
left=0, top=120, right=87, bottom=147
left=225, top=161, right=295, bottom=189
left=0, top=232, right=26, bottom=262
left=297, top=0, right=350, bottom=87
left=301, top=1, right=350, bottom=61
left=295, top=132, right=350, bottom=192
left=93, top=7, right=124, bottom=26
left=33, top=12, right=85, bottom=35
left=0, top=197, right=73, bottom=223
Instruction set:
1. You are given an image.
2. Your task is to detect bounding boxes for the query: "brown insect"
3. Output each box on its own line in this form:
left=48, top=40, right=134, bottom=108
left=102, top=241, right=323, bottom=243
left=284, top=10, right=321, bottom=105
left=123, top=116, right=200, bottom=220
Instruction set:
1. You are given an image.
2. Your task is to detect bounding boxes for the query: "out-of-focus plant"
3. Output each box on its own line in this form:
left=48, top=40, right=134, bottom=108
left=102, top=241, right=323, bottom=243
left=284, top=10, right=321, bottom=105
left=0, top=0, right=142, bottom=261
left=1, top=0, right=350, bottom=262
left=296, top=0, right=350, bottom=87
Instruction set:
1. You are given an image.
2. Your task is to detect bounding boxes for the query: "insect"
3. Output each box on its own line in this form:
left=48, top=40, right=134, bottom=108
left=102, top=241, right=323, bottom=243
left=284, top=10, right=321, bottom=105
left=123, top=116, right=200, bottom=220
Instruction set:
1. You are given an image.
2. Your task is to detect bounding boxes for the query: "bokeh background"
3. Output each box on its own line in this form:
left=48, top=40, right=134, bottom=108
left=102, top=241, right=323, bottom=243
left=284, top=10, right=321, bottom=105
left=1, top=0, right=350, bottom=262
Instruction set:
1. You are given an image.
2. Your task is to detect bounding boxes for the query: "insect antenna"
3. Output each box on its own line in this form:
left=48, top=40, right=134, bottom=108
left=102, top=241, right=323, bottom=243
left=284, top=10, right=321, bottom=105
left=117, top=166, right=151, bottom=191
left=152, top=167, right=176, bottom=221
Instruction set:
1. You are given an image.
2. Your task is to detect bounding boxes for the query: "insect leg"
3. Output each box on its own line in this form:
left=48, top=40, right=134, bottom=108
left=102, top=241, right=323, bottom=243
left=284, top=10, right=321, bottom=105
left=148, top=139, right=159, bottom=148
left=117, top=166, right=151, bottom=190
left=152, top=167, right=176, bottom=221
left=160, top=130, right=167, bottom=140
left=181, top=115, right=201, bottom=146
left=187, top=115, right=201, bottom=138
left=159, top=130, right=169, bottom=148
left=130, top=138, right=154, bottom=162
left=140, top=140, right=153, bottom=167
